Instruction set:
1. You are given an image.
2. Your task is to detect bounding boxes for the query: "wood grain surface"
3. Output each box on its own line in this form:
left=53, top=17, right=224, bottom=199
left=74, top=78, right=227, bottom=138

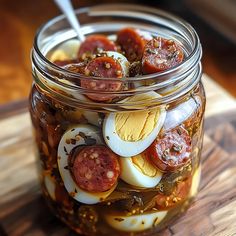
left=0, top=75, right=236, bottom=236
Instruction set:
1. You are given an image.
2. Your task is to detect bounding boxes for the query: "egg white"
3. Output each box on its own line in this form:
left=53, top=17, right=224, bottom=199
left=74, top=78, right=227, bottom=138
left=120, top=156, right=162, bottom=188
left=103, top=92, right=166, bottom=157
left=163, top=96, right=200, bottom=131
left=104, top=210, right=167, bottom=232
left=107, top=34, right=117, bottom=41
left=136, top=29, right=153, bottom=41
left=83, top=111, right=102, bottom=127
left=58, top=125, right=116, bottom=204
left=118, top=91, right=164, bottom=110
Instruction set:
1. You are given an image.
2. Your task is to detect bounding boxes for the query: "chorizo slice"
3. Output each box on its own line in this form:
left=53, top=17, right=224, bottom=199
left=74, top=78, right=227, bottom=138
left=117, top=27, right=150, bottom=62
left=70, top=145, right=120, bottom=192
left=81, top=56, right=123, bottom=102
left=142, top=37, right=184, bottom=74
left=78, top=35, right=117, bottom=59
left=147, top=127, right=192, bottom=172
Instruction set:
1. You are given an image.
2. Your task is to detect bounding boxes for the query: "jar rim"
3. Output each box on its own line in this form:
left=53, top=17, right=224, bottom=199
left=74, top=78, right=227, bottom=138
left=33, top=3, right=201, bottom=81
left=31, top=3, right=202, bottom=109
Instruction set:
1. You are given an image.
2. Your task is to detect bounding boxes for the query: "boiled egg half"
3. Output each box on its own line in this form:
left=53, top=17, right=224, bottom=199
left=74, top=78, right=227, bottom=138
left=104, top=210, right=167, bottom=232
left=103, top=92, right=166, bottom=157
left=120, top=152, right=162, bottom=188
left=57, top=124, right=116, bottom=204
left=49, top=39, right=80, bottom=61
left=164, top=96, right=201, bottom=131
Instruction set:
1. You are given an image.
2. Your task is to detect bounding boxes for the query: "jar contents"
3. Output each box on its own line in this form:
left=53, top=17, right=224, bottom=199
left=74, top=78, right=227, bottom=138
left=30, top=27, right=204, bottom=235
left=51, top=28, right=184, bottom=79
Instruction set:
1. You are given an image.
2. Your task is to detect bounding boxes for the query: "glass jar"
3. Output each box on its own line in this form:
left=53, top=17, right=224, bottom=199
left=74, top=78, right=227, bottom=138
left=29, top=4, right=205, bottom=236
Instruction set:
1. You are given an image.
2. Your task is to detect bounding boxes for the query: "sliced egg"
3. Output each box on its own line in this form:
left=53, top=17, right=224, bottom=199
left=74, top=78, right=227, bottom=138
left=49, top=49, right=69, bottom=61
left=58, top=125, right=115, bottom=204
left=136, top=29, right=153, bottom=41
left=190, top=166, right=201, bottom=197
left=104, top=210, right=167, bottom=232
left=103, top=92, right=166, bottom=157
left=83, top=111, right=102, bottom=127
left=49, top=39, right=80, bottom=61
left=164, top=96, right=200, bottom=131
left=40, top=73, right=89, bottom=101
left=118, top=91, right=163, bottom=110
left=120, top=153, right=162, bottom=188
left=44, top=173, right=56, bottom=200
left=107, top=34, right=117, bottom=41
left=104, top=51, right=130, bottom=76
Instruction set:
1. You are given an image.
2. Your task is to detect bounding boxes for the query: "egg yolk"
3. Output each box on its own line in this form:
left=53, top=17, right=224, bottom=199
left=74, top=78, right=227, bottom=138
left=49, top=49, right=69, bottom=61
left=132, top=153, right=158, bottom=177
left=115, top=108, right=161, bottom=141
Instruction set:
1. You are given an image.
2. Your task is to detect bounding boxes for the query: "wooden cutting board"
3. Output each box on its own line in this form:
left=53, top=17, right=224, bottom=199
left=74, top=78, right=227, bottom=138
left=0, top=74, right=236, bottom=236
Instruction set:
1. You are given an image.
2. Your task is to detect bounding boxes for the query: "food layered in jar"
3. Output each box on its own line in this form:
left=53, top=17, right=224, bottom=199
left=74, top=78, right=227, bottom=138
left=30, top=24, right=205, bottom=236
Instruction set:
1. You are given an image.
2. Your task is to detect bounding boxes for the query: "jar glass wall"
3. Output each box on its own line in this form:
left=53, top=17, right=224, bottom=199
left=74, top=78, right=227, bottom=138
left=29, top=4, right=205, bottom=236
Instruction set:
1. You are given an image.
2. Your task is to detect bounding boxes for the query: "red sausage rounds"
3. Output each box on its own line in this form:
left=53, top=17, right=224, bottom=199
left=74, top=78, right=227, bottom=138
left=142, top=37, right=184, bottom=74
left=78, top=35, right=117, bottom=59
left=147, top=127, right=192, bottom=172
left=71, top=145, right=120, bottom=192
left=81, top=56, right=123, bottom=102
left=117, top=28, right=149, bottom=62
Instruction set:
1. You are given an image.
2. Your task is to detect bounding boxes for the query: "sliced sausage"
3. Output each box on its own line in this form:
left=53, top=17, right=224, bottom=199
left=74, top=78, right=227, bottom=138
left=147, top=126, right=192, bottom=172
left=142, top=37, right=184, bottom=74
left=117, top=27, right=149, bottom=62
left=78, top=35, right=117, bottom=59
left=81, top=56, right=123, bottom=102
left=70, top=145, right=120, bottom=192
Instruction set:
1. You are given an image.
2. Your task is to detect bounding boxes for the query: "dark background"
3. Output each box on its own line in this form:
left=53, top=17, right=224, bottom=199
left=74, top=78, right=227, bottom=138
left=0, top=0, right=235, bottom=104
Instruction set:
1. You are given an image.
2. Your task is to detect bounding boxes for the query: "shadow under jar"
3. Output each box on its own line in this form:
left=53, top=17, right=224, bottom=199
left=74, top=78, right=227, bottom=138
left=29, top=4, right=205, bottom=236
